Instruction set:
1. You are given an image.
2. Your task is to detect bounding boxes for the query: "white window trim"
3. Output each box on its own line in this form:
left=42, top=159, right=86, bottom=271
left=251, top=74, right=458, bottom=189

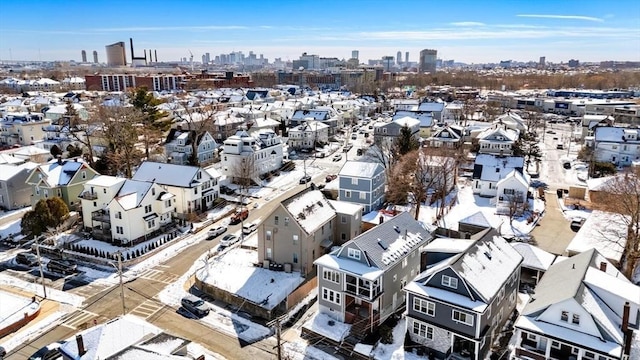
left=452, top=309, right=474, bottom=326
left=442, top=274, right=458, bottom=289
left=323, top=269, right=340, bottom=284
left=347, top=248, right=361, bottom=260
left=322, top=288, right=341, bottom=305
left=413, top=298, right=435, bottom=316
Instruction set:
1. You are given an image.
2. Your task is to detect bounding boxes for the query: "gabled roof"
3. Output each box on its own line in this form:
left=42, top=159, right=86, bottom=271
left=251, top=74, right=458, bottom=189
left=458, top=211, right=492, bottom=229
left=282, top=188, right=336, bottom=234
left=113, top=180, right=153, bottom=210
left=29, top=159, right=88, bottom=187
left=338, top=160, right=383, bottom=178
left=511, top=243, right=556, bottom=272
left=0, top=162, right=37, bottom=181
left=472, top=154, right=524, bottom=181
left=132, top=161, right=202, bottom=188
left=338, top=212, right=432, bottom=270
left=566, top=210, right=626, bottom=263
left=497, top=169, right=529, bottom=188
left=417, top=102, right=445, bottom=112
left=392, top=116, right=421, bottom=128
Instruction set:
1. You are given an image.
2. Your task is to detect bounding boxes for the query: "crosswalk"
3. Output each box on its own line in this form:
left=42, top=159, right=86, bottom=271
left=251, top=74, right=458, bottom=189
left=129, top=299, right=165, bottom=319
left=67, top=284, right=109, bottom=299
left=61, top=310, right=98, bottom=330
left=137, top=269, right=180, bottom=284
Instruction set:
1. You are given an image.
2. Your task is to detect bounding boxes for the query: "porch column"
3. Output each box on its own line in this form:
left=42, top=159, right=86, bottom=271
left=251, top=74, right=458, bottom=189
left=544, top=336, right=552, bottom=359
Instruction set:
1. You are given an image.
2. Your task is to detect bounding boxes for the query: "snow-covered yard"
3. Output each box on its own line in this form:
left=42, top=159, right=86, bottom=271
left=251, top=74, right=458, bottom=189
left=371, top=317, right=422, bottom=360
left=302, top=312, right=351, bottom=343
left=195, top=247, right=304, bottom=310
left=0, top=290, right=40, bottom=332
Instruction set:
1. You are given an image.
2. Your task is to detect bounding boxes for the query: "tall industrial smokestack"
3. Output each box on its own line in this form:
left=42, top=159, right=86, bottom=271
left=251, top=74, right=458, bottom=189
left=155, top=50, right=158, bottom=63
left=129, top=38, right=134, bottom=62
left=143, top=49, right=147, bottom=65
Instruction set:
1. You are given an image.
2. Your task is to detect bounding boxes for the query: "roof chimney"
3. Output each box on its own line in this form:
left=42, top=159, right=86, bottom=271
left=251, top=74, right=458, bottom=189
left=599, top=261, right=607, bottom=272
left=622, top=301, right=632, bottom=357
left=57, top=155, right=62, bottom=165
left=379, top=215, right=384, bottom=224
left=76, top=334, right=86, bottom=356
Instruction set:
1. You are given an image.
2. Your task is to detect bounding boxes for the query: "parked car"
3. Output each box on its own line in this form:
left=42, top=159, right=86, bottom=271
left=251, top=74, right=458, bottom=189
left=332, top=154, right=343, bottom=162
left=325, top=174, right=337, bottom=182
left=242, top=223, right=257, bottom=235
left=570, top=217, right=586, bottom=232
left=230, top=209, right=249, bottom=224
left=46, top=259, right=77, bottom=275
left=207, top=226, right=227, bottom=239
left=299, top=175, right=312, bottom=184
left=315, top=152, right=326, bottom=158
left=351, top=133, right=357, bottom=140
left=219, top=234, right=239, bottom=247
left=343, top=144, right=353, bottom=152
left=180, top=295, right=209, bottom=317
left=28, top=341, right=66, bottom=360
left=556, top=143, right=564, bottom=150
left=16, top=252, right=38, bottom=267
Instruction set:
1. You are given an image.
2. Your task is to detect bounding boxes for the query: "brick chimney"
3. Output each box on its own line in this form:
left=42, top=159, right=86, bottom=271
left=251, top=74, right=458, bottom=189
left=599, top=261, right=607, bottom=272
left=57, top=155, right=63, bottom=165
left=76, top=334, right=86, bottom=356
left=622, top=301, right=632, bottom=357
left=379, top=215, right=384, bottom=224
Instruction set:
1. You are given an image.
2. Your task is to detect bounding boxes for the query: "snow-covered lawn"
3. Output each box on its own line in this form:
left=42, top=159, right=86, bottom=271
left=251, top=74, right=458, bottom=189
left=0, top=290, right=40, bottom=331
left=302, top=312, right=351, bottom=342
left=372, top=317, right=422, bottom=360
left=284, top=340, right=341, bottom=360
left=157, top=251, right=272, bottom=342
left=195, top=248, right=303, bottom=310
left=0, top=218, right=22, bottom=240
left=0, top=310, right=65, bottom=354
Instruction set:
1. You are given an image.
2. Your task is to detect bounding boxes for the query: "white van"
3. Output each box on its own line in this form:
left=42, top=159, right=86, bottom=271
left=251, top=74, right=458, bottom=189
left=242, top=223, right=257, bottom=235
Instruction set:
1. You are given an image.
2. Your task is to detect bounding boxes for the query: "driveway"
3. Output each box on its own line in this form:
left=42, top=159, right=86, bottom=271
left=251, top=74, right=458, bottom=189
left=529, top=190, right=576, bottom=255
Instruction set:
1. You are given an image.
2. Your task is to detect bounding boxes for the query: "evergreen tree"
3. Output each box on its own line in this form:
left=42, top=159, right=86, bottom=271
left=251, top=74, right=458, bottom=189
left=396, top=125, right=419, bottom=156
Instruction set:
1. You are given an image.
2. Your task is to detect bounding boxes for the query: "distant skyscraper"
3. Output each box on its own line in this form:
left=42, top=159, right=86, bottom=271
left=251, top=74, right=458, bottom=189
left=382, top=56, right=394, bottom=71
left=539, top=56, right=546, bottom=67
left=405, top=52, right=409, bottom=64
left=419, top=49, right=437, bottom=73
left=105, top=41, right=127, bottom=66
left=352, top=50, right=359, bottom=60
left=81, top=50, right=87, bottom=63
left=93, top=50, right=98, bottom=63
left=205, top=52, right=211, bottom=64
left=397, top=51, right=402, bottom=65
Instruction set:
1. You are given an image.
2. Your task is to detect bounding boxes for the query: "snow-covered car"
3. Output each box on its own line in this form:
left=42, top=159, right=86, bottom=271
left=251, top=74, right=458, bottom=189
left=207, top=226, right=227, bottom=239
left=570, top=217, right=586, bottom=232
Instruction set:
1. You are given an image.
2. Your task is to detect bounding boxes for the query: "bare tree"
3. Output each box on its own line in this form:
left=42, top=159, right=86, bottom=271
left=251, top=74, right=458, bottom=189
left=176, top=97, right=218, bottom=166
left=594, top=169, right=640, bottom=279
left=364, top=137, right=399, bottom=179
left=99, top=106, right=144, bottom=178
left=506, top=191, right=528, bottom=225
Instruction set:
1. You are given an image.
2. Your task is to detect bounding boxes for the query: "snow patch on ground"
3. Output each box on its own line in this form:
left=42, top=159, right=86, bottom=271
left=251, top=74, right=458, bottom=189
left=302, top=312, right=351, bottom=342
left=284, top=340, right=342, bottom=360
left=0, top=290, right=40, bottom=331
left=0, top=273, right=84, bottom=306
left=0, top=218, right=21, bottom=240
left=372, top=317, right=422, bottom=360
left=0, top=310, right=65, bottom=353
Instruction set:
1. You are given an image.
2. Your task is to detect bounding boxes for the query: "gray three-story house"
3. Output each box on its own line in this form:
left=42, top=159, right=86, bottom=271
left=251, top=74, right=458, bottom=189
left=314, top=212, right=433, bottom=341
left=338, top=160, right=386, bottom=213
left=404, top=227, right=523, bottom=360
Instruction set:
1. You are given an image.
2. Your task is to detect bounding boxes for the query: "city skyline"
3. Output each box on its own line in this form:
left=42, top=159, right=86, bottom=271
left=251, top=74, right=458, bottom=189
left=1, top=0, right=639, bottom=64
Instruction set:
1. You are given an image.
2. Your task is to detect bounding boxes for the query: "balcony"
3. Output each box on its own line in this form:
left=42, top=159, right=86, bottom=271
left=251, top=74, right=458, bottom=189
left=345, top=274, right=382, bottom=301
left=79, top=191, right=98, bottom=200
left=91, top=209, right=110, bottom=223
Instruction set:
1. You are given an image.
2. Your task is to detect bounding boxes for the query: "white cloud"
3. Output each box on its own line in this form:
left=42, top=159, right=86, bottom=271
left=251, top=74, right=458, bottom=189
left=517, top=14, right=604, bottom=22
left=450, top=22, right=485, bottom=27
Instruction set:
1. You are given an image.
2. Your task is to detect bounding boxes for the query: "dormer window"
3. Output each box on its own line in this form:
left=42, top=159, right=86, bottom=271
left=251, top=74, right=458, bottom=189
left=348, top=248, right=361, bottom=260
left=441, top=274, right=458, bottom=289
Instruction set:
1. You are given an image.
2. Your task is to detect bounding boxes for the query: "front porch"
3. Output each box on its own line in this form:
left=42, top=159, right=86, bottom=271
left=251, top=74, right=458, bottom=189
left=344, top=294, right=381, bottom=342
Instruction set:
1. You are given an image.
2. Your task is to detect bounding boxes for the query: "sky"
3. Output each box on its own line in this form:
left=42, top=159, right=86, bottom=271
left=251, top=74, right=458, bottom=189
left=0, top=0, right=639, bottom=64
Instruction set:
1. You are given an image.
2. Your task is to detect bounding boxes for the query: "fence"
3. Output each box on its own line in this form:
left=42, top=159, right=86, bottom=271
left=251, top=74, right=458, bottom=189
left=286, top=276, right=317, bottom=311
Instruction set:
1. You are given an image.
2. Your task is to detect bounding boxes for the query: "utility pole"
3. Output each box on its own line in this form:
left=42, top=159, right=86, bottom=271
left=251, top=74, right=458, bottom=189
left=34, top=236, right=47, bottom=299
left=267, top=315, right=285, bottom=360
left=116, top=251, right=125, bottom=315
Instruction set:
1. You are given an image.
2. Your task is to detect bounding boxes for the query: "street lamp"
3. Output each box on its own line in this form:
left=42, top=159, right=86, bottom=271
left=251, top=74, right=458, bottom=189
left=108, top=251, right=126, bottom=316
left=34, top=235, right=47, bottom=299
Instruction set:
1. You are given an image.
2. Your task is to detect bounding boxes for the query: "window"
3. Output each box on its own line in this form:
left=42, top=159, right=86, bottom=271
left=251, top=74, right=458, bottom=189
left=572, top=314, right=580, bottom=325
left=266, top=231, right=272, bottom=241
left=147, top=220, right=155, bottom=228
left=152, top=188, right=155, bottom=196
left=413, top=298, right=435, bottom=316
left=266, top=248, right=272, bottom=259
left=323, top=270, right=340, bottom=283
left=345, top=190, right=351, bottom=198
left=145, top=205, right=152, bottom=213
left=293, top=235, right=299, bottom=244
left=293, top=253, right=298, bottom=263
left=504, top=188, right=515, bottom=195
left=322, top=288, right=341, bottom=305
left=561, top=311, right=569, bottom=322
left=284, top=217, right=289, bottom=226
left=441, top=275, right=458, bottom=289
left=359, top=192, right=366, bottom=200
left=351, top=178, right=358, bottom=185
left=274, top=216, right=279, bottom=225
left=583, top=352, right=595, bottom=360
left=341, top=233, right=346, bottom=241
left=44, top=189, right=49, bottom=198
left=341, top=215, right=347, bottom=223
left=452, top=310, right=473, bottom=326
left=402, top=257, right=408, bottom=268
left=551, top=340, right=561, bottom=349
left=81, top=170, right=86, bottom=179
left=411, top=320, right=433, bottom=340
left=116, top=226, right=123, bottom=234
left=115, top=212, right=122, bottom=219
left=347, top=248, right=361, bottom=260
left=194, top=187, right=198, bottom=194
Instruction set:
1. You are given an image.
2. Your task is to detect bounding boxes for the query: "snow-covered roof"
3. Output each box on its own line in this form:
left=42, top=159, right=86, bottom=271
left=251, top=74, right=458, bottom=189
left=327, top=200, right=363, bottom=215
left=477, top=126, right=518, bottom=142
left=458, top=211, right=492, bottom=229
left=0, top=162, right=37, bottom=181
left=283, top=189, right=335, bottom=234
left=497, top=169, right=529, bottom=188
left=404, top=280, right=489, bottom=312
left=338, top=160, right=383, bottom=178
left=132, top=161, right=201, bottom=188
left=59, top=315, right=163, bottom=360
left=566, top=210, right=626, bottom=263
left=85, top=175, right=126, bottom=188
left=511, top=243, right=556, bottom=271
left=595, top=126, right=640, bottom=143
left=423, top=238, right=475, bottom=253
left=473, top=154, right=524, bottom=182
left=417, top=102, right=445, bottom=112
left=31, top=159, right=87, bottom=187
left=113, top=179, right=153, bottom=210
left=392, top=116, right=421, bottom=128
